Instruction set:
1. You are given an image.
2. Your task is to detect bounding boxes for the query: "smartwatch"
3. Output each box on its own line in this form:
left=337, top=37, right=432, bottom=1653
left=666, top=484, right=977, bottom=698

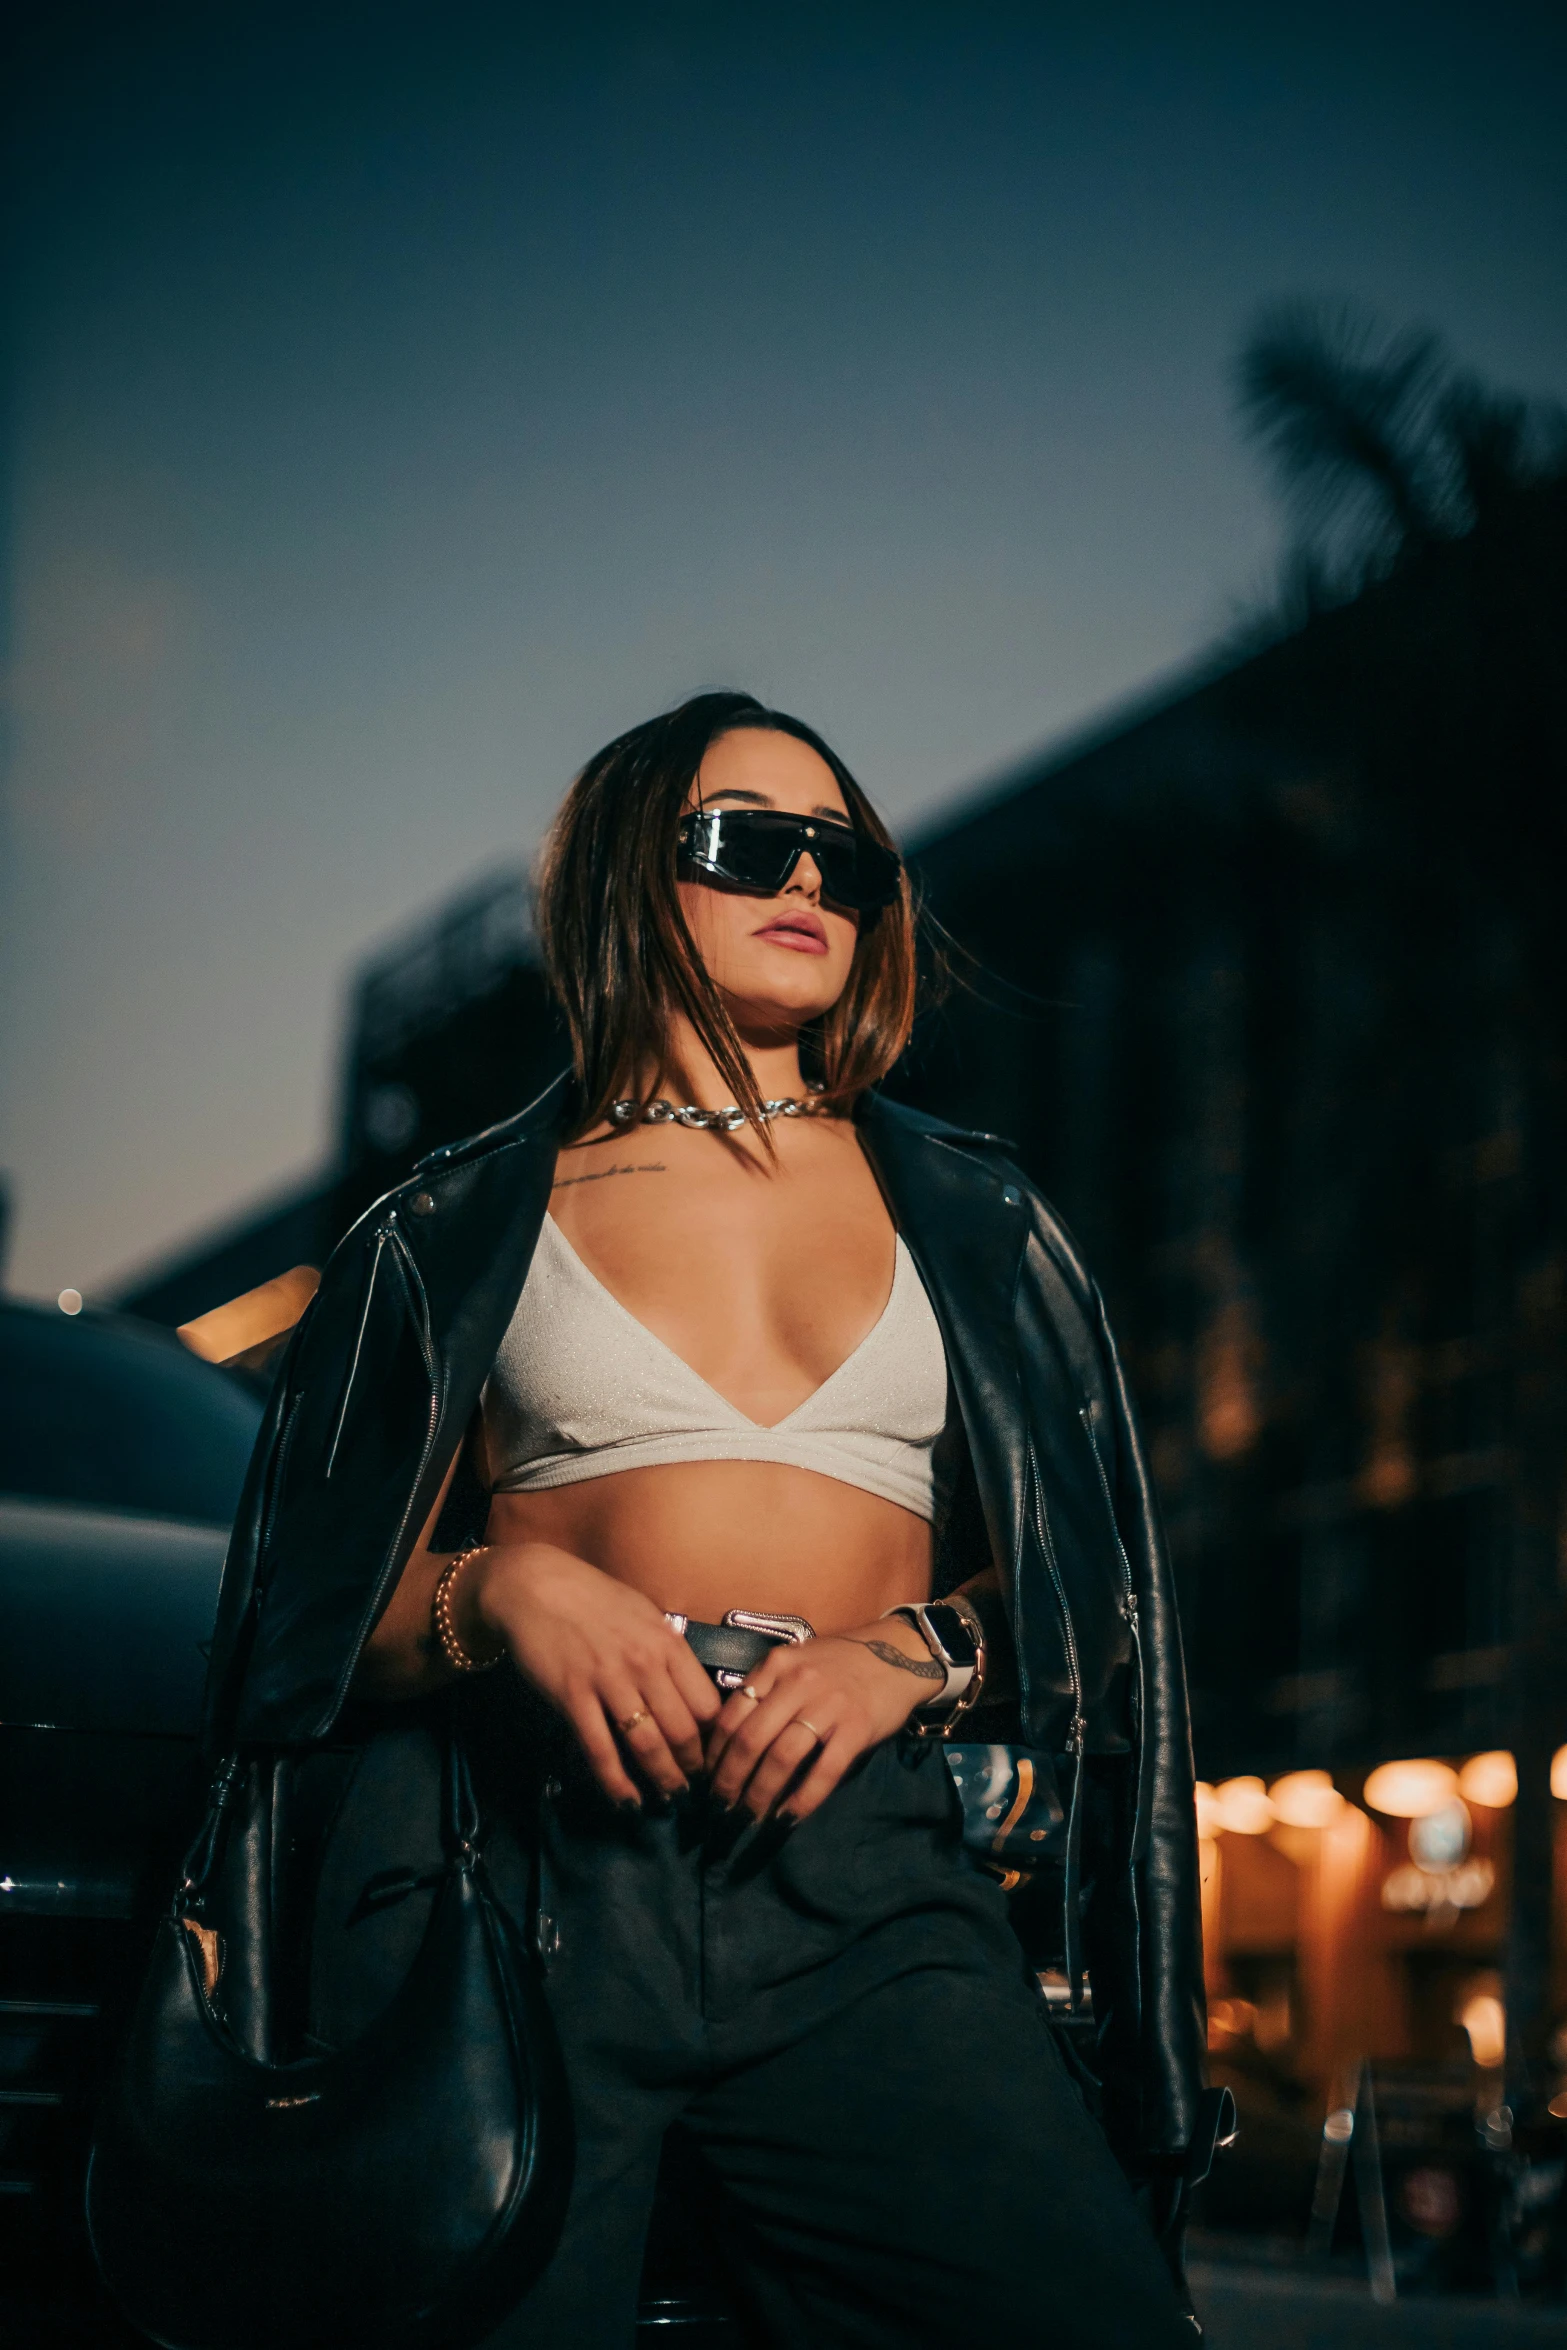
left=882, top=1600, right=985, bottom=1737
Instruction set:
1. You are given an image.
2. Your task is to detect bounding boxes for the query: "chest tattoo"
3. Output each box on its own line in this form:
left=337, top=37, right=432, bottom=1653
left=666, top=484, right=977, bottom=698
left=552, top=1162, right=668, bottom=1190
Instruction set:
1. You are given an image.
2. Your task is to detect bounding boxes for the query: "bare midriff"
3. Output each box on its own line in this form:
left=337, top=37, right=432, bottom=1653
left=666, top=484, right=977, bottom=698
left=486, top=1461, right=933, bottom=1636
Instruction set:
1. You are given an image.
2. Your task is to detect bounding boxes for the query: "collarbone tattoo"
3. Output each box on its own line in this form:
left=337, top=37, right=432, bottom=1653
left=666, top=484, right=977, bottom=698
left=552, top=1161, right=668, bottom=1190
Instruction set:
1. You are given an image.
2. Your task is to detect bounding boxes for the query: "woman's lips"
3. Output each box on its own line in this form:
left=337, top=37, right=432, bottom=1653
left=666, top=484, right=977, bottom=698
left=754, top=914, right=828, bottom=954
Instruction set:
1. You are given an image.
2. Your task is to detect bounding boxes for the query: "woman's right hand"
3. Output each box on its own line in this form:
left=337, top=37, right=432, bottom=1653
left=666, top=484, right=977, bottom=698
left=456, top=1542, right=721, bottom=1807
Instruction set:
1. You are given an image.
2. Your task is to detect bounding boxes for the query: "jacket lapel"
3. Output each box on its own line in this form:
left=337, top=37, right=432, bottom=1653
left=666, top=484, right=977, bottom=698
left=401, top=1083, right=568, bottom=1411
left=856, top=1095, right=1028, bottom=1604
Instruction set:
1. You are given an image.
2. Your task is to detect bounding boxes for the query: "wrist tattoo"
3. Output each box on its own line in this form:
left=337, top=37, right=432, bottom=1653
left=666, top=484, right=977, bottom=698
left=838, top=1636, right=943, bottom=1682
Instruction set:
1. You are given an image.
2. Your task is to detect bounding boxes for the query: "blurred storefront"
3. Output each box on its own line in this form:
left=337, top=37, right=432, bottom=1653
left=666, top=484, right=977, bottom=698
left=1194, top=1752, right=1567, bottom=2278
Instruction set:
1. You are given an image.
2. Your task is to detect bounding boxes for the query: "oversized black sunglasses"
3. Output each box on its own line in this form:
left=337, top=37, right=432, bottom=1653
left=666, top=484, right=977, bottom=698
left=677, top=807, right=902, bottom=913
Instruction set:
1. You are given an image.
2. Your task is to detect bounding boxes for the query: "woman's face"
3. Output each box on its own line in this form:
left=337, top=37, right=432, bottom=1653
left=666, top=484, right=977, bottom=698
left=678, top=729, right=860, bottom=1036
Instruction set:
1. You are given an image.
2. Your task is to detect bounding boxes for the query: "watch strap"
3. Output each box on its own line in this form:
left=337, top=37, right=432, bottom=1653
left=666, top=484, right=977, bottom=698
left=882, top=1601, right=984, bottom=1732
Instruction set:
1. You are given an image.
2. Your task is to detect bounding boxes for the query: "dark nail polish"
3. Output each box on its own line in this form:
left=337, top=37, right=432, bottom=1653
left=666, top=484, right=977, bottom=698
left=776, top=1811, right=798, bottom=1831
left=618, top=1798, right=642, bottom=1817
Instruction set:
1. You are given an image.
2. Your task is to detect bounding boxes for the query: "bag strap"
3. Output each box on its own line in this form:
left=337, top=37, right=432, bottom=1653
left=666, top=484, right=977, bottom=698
left=174, top=1754, right=247, bottom=1917
left=180, top=1696, right=481, bottom=1928
left=1182, top=2084, right=1238, bottom=2191
left=444, top=1720, right=483, bottom=1865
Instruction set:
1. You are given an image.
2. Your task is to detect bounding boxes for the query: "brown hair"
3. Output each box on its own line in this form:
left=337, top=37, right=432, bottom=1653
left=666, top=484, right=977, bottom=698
left=537, top=691, right=918, bottom=1135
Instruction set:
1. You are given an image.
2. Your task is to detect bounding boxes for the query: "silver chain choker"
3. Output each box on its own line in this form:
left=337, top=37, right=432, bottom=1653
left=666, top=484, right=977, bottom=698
left=609, top=1092, right=825, bottom=1134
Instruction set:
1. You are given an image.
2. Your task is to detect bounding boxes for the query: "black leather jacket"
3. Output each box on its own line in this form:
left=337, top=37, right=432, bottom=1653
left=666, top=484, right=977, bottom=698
left=206, top=1075, right=1207, bottom=2169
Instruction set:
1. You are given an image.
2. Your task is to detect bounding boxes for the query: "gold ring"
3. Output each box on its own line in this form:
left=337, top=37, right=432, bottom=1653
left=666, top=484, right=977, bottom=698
left=791, top=1717, right=825, bottom=1743
left=738, top=1684, right=763, bottom=1706
left=618, top=1709, right=650, bottom=1735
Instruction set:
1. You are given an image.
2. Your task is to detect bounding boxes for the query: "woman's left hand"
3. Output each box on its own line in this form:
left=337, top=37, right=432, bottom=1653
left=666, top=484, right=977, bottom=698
left=704, top=1618, right=944, bottom=1825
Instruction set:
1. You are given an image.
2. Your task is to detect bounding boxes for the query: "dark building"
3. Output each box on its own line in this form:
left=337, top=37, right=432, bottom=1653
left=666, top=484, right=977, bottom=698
left=115, top=486, right=1567, bottom=2165
left=890, top=483, right=1567, bottom=2140
left=901, top=606, right=1559, bottom=1793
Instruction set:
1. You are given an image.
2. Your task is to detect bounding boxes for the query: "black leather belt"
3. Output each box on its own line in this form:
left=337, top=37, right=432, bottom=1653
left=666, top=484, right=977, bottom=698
left=664, top=1608, right=815, bottom=1691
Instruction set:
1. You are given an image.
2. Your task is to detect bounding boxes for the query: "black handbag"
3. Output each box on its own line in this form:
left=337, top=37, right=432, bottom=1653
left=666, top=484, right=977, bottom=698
left=85, top=1715, right=573, bottom=2350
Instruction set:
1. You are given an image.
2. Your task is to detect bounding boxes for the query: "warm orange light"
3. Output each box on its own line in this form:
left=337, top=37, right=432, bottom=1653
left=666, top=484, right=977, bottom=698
left=1383, top=1858, right=1495, bottom=1914
left=1194, top=1782, right=1223, bottom=1838
left=1269, top=1769, right=1345, bottom=1829
left=1363, top=1758, right=1459, bottom=1818
left=1207, top=1997, right=1257, bottom=2045
left=1552, top=1745, right=1567, bottom=1801
left=1460, top=1992, right=1506, bottom=2070
left=1196, top=1302, right=1262, bottom=1461
left=1550, top=2090, right=1567, bottom=2120
left=1214, top=1775, right=1275, bottom=1835
left=1458, top=1751, right=1517, bottom=1809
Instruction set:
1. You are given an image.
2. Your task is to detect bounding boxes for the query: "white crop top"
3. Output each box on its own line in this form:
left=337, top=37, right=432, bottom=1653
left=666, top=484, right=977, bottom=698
left=483, top=1215, right=950, bottom=1520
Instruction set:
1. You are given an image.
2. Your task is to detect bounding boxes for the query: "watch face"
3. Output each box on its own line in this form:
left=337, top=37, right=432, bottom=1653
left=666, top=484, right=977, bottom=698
left=923, top=1604, right=979, bottom=1671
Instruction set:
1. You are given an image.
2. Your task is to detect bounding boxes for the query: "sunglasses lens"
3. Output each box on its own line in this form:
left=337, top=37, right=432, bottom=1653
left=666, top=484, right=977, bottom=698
left=680, top=812, right=900, bottom=910
left=719, top=819, right=796, bottom=891
left=816, top=834, right=900, bottom=910
left=677, top=814, right=776, bottom=890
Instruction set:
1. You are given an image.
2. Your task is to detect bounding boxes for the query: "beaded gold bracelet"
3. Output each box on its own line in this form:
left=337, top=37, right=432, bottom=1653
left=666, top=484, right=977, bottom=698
left=432, top=1544, right=503, bottom=1674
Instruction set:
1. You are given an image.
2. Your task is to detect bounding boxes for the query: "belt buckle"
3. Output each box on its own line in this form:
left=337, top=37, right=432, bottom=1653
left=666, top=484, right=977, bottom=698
left=722, top=1607, right=815, bottom=1645
left=662, top=1607, right=818, bottom=1693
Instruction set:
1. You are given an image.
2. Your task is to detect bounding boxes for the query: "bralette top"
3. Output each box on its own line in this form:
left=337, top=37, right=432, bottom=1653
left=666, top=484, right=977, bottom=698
left=482, top=1215, right=950, bottom=1521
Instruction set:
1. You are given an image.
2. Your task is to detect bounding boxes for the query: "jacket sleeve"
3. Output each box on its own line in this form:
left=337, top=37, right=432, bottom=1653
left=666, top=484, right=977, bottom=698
left=202, top=1112, right=561, bottom=1753
left=1088, top=1280, right=1209, bottom=2167
left=200, top=1196, right=447, bottom=1754
left=201, top=1296, right=316, bottom=1759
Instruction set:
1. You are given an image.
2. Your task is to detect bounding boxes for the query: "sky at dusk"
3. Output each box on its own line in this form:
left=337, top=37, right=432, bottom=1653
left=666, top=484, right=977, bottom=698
left=3, top=0, right=1565, bottom=1300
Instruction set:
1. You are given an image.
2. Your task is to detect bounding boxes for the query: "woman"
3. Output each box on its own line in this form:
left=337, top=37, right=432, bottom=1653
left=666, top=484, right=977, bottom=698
left=207, top=692, right=1210, bottom=2347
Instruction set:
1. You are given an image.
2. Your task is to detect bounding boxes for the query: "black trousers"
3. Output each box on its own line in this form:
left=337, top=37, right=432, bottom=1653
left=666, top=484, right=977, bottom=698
left=481, top=1728, right=1191, bottom=2350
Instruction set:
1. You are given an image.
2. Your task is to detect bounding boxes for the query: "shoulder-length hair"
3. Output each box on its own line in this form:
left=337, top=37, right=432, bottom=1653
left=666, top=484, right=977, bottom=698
left=537, top=690, right=918, bottom=1136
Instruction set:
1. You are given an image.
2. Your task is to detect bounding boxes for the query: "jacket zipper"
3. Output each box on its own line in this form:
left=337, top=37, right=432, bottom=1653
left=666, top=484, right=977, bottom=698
left=1028, top=1437, right=1085, bottom=1753
left=1028, top=1438, right=1087, bottom=2010
left=1080, top=1403, right=1136, bottom=1609
left=319, top=1208, right=447, bottom=1722
left=386, top=1221, right=436, bottom=1380
left=1008, top=1439, right=1031, bottom=1729
left=1081, top=1404, right=1152, bottom=1867
left=324, top=1221, right=395, bottom=1480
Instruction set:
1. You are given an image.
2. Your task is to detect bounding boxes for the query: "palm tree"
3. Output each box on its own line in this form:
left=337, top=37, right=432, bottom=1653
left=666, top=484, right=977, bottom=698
left=1235, top=301, right=1567, bottom=609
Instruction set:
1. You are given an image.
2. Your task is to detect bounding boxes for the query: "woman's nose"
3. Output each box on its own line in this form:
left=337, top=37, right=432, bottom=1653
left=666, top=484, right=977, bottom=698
left=785, top=853, right=823, bottom=899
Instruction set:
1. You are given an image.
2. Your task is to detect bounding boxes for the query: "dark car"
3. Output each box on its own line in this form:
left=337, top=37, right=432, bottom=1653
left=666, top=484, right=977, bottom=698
left=0, top=1297, right=264, bottom=2342
left=0, top=1300, right=744, bottom=2346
